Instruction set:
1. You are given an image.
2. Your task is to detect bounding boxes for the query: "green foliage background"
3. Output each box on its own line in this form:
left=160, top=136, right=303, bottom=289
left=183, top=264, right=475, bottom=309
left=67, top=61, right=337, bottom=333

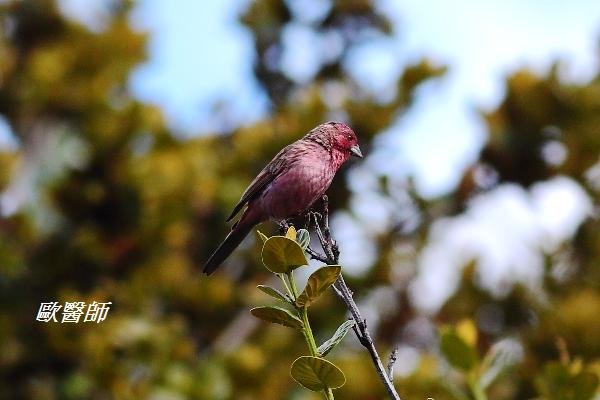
left=0, top=1, right=598, bottom=399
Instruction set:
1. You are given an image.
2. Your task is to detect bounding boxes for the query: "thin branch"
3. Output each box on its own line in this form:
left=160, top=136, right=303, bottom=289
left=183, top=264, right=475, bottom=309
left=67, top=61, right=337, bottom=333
left=387, top=347, right=399, bottom=381
left=306, top=196, right=402, bottom=400
left=306, top=246, right=328, bottom=263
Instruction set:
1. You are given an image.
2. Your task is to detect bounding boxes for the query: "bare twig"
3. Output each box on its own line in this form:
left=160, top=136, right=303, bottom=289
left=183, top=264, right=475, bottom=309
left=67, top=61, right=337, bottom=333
left=306, top=246, right=328, bottom=263
left=387, top=347, right=399, bottom=381
left=306, top=195, right=402, bottom=400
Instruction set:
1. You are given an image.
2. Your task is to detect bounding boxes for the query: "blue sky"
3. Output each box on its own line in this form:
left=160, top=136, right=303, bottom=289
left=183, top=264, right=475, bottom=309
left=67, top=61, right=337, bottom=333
left=49, top=0, right=600, bottom=196
left=128, top=0, right=267, bottom=134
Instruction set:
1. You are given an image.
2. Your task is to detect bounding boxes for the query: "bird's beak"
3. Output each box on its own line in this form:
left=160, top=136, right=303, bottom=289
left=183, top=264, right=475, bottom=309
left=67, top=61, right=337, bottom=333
left=350, top=144, right=363, bottom=158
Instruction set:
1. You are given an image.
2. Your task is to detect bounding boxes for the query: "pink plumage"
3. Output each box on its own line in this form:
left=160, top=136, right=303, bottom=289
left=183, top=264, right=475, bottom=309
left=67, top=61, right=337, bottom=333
left=203, top=121, right=362, bottom=275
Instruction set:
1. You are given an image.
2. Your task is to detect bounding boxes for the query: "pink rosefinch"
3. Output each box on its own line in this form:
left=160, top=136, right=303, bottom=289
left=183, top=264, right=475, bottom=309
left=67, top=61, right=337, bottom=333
left=203, top=121, right=362, bottom=275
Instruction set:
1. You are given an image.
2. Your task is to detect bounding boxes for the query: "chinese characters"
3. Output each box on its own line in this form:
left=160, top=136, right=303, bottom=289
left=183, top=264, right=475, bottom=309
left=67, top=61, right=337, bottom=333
left=36, top=301, right=112, bottom=323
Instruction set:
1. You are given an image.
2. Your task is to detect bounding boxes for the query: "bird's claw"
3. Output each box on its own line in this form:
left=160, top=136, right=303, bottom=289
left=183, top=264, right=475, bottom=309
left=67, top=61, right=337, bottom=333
left=305, top=211, right=322, bottom=227
left=277, top=219, right=291, bottom=234
left=311, top=211, right=323, bottom=222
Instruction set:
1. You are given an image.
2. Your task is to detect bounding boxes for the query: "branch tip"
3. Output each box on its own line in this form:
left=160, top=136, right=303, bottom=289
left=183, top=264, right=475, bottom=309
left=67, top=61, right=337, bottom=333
left=303, top=201, right=401, bottom=400
left=387, top=347, right=399, bottom=381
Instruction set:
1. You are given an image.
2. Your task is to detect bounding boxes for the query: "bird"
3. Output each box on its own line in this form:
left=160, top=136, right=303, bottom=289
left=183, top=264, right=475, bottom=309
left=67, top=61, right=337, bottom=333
left=203, top=121, right=363, bottom=275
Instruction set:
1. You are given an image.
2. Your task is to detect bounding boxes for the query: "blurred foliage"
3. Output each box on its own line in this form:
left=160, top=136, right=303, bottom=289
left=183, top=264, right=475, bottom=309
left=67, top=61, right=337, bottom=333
left=0, top=0, right=598, bottom=399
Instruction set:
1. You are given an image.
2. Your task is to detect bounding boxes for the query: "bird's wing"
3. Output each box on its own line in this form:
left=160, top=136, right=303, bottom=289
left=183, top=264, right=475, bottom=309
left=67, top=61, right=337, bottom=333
left=225, top=144, right=294, bottom=222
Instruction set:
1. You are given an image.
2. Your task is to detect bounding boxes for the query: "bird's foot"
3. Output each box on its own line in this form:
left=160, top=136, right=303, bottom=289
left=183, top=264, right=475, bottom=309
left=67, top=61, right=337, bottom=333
left=308, top=211, right=323, bottom=224
left=331, top=239, right=340, bottom=258
left=277, top=219, right=291, bottom=234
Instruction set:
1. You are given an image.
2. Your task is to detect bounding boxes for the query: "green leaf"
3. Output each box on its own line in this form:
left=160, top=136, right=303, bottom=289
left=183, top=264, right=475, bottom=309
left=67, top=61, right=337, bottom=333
left=256, top=285, right=289, bottom=303
left=318, top=320, right=356, bottom=357
left=285, top=226, right=297, bottom=240
left=256, top=230, right=269, bottom=245
left=296, top=266, right=341, bottom=307
left=440, top=327, right=478, bottom=371
left=261, top=236, right=308, bottom=273
left=296, top=229, right=310, bottom=250
left=290, top=356, right=346, bottom=391
left=250, top=306, right=302, bottom=329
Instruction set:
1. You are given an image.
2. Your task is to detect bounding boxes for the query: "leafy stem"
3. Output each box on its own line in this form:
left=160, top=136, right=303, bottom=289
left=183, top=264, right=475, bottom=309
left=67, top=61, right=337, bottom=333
left=286, top=271, right=299, bottom=299
left=278, top=274, right=292, bottom=299
left=468, top=374, right=488, bottom=400
left=300, top=306, right=318, bottom=356
left=286, top=271, right=334, bottom=400
left=253, top=228, right=348, bottom=398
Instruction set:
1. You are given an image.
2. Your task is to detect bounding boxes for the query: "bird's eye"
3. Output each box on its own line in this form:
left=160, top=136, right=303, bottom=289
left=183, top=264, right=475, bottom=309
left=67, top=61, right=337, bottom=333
left=347, top=134, right=353, bottom=141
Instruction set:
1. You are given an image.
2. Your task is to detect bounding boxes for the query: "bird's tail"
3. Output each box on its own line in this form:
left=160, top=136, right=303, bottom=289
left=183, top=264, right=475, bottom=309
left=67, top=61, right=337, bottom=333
left=203, top=220, right=256, bottom=275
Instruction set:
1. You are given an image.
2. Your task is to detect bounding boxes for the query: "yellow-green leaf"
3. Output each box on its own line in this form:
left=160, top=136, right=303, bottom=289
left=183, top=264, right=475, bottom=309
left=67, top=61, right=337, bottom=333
left=440, top=327, right=478, bottom=371
left=290, top=356, right=346, bottom=391
left=296, top=266, right=341, bottom=307
left=261, top=236, right=308, bottom=273
left=456, top=318, right=477, bottom=347
left=257, top=285, right=289, bottom=303
left=250, top=306, right=302, bottom=329
left=285, top=226, right=297, bottom=240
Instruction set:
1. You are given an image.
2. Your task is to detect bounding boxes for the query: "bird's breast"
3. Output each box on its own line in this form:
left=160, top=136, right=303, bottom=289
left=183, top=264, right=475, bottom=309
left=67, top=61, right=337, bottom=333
left=260, top=157, right=335, bottom=220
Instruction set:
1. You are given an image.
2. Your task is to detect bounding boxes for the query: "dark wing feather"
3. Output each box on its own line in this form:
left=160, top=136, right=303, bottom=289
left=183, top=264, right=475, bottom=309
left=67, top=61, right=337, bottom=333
left=225, top=144, right=294, bottom=222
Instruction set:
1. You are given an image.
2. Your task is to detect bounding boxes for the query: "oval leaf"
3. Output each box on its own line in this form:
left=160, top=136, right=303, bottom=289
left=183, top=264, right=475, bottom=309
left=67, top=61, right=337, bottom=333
left=262, top=236, right=308, bottom=273
left=250, top=306, right=302, bottom=329
left=296, top=229, right=310, bottom=250
left=440, top=327, right=477, bottom=371
left=296, top=266, right=341, bottom=307
left=318, top=320, right=356, bottom=357
left=290, top=356, right=345, bottom=391
left=257, top=285, right=289, bottom=303
left=285, top=226, right=297, bottom=240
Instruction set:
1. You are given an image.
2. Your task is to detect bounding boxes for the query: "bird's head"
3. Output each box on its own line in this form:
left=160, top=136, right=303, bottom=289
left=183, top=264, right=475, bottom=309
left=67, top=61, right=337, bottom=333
left=326, top=121, right=363, bottom=159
